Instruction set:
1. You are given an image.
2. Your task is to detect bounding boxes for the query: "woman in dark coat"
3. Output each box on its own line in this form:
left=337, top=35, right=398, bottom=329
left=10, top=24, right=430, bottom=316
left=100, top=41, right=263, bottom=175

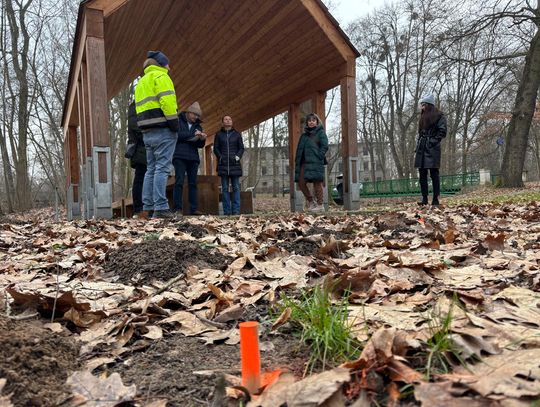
left=414, top=95, right=447, bottom=206
left=127, top=101, right=147, bottom=216
left=294, top=113, right=328, bottom=211
left=213, top=115, right=244, bottom=215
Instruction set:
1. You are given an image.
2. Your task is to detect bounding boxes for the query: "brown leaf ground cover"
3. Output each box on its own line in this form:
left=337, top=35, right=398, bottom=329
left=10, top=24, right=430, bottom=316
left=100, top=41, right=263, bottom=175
left=0, top=188, right=539, bottom=406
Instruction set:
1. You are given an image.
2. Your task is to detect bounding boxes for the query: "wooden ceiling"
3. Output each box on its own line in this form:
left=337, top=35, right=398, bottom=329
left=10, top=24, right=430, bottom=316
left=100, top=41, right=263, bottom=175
left=65, top=0, right=358, bottom=136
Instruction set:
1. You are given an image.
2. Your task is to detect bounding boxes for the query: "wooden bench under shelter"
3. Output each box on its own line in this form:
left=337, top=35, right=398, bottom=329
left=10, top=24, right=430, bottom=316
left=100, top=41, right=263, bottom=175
left=61, top=0, right=361, bottom=219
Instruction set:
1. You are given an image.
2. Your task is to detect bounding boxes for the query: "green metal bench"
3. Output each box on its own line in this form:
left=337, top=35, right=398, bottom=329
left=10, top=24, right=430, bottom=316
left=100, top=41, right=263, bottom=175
left=331, top=172, right=481, bottom=201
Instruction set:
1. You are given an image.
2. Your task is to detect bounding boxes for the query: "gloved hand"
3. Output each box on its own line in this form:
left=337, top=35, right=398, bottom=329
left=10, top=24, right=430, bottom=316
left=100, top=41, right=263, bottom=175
left=235, top=156, right=240, bottom=162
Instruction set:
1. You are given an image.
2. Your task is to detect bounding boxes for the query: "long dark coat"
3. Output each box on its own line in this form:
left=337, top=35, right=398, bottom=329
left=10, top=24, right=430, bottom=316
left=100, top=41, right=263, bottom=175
left=213, top=128, right=244, bottom=177
left=173, top=112, right=205, bottom=162
left=294, top=124, right=328, bottom=182
left=414, top=114, right=447, bottom=169
left=127, top=102, right=146, bottom=168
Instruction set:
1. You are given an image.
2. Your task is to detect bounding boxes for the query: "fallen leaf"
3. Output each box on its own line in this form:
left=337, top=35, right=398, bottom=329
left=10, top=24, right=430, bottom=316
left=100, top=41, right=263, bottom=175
left=271, top=307, right=292, bottom=331
left=451, top=348, right=540, bottom=399
left=0, top=378, right=13, bottom=407
left=484, top=233, right=505, bottom=251
left=249, top=368, right=350, bottom=407
left=141, top=325, right=163, bottom=340
left=158, top=311, right=217, bottom=336
left=66, top=371, right=137, bottom=405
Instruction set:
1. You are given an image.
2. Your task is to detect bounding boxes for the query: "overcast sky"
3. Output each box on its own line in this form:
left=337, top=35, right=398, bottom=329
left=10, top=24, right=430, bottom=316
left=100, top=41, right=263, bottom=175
left=329, top=0, right=388, bottom=26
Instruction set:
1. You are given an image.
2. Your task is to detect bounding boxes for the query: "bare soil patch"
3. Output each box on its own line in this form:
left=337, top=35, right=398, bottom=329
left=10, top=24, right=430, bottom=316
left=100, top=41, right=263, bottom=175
left=111, top=332, right=308, bottom=406
left=104, top=239, right=233, bottom=285
left=0, top=315, right=80, bottom=406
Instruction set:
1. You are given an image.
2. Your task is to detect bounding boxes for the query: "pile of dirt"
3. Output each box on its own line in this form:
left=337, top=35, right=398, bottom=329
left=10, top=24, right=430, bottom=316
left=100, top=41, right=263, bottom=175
left=0, top=315, right=80, bottom=406
left=305, top=225, right=354, bottom=241
left=104, top=239, right=232, bottom=285
left=176, top=222, right=208, bottom=238
left=278, top=239, right=320, bottom=256
left=111, top=333, right=309, bottom=406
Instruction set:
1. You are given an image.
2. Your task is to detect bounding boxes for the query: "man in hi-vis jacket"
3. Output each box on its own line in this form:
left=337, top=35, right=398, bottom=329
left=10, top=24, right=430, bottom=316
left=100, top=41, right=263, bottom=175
left=135, top=50, right=178, bottom=219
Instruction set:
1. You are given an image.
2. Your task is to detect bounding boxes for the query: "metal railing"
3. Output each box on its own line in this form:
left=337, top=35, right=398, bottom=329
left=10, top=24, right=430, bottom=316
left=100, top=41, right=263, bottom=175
left=331, top=172, right=481, bottom=200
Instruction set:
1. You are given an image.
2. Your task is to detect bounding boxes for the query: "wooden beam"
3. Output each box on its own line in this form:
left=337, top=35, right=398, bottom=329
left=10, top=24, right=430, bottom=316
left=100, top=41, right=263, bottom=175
left=68, top=126, right=80, bottom=201
left=312, top=91, right=326, bottom=128
left=85, top=7, right=104, bottom=38
left=300, top=0, right=357, bottom=61
left=80, top=63, right=92, bottom=158
left=87, top=0, right=129, bottom=17
left=288, top=103, right=300, bottom=211
left=85, top=36, right=109, bottom=147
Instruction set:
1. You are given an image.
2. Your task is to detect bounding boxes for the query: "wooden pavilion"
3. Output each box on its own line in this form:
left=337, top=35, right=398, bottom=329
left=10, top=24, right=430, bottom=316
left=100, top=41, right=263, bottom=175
left=62, top=0, right=361, bottom=219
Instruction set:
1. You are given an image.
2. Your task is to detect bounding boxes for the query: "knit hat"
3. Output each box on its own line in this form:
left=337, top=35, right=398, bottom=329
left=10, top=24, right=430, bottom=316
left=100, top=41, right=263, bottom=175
left=146, top=50, right=169, bottom=67
left=420, top=94, right=435, bottom=106
left=186, top=102, right=202, bottom=118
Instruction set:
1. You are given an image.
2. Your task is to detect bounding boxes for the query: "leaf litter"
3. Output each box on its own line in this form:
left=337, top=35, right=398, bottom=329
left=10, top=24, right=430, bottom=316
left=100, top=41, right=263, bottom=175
left=0, top=201, right=539, bottom=406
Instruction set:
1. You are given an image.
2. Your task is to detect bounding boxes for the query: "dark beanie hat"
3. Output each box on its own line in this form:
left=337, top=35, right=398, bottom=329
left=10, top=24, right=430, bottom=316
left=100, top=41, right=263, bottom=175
left=147, top=51, right=169, bottom=67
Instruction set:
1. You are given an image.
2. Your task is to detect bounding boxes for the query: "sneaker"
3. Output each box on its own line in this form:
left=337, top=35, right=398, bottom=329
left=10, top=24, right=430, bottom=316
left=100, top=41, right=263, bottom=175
left=132, top=211, right=151, bottom=219
left=313, top=204, right=325, bottom=212
left=152, top=210, right=175, bottom=219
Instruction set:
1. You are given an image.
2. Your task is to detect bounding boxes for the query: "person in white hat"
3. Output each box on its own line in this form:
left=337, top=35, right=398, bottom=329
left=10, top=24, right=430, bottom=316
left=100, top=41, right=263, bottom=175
left=172, top=102, right=207, bottom=215
left=414, top=95, right=447, bottom=207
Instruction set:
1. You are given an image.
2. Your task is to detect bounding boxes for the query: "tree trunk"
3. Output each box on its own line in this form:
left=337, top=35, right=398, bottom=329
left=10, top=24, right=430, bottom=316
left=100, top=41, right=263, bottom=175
left=501, top=28, right=540, bottom=187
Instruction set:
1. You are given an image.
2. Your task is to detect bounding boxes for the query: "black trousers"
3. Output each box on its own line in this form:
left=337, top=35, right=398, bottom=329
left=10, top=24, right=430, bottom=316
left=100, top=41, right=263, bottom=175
left=419, top=168, right=440, bottom=200
left=132, top=164, right=147, bottom=213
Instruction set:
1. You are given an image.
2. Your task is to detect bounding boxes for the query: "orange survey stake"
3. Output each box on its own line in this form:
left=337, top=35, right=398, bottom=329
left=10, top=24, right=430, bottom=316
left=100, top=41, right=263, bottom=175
left=239, top=321, right=261, bottom=393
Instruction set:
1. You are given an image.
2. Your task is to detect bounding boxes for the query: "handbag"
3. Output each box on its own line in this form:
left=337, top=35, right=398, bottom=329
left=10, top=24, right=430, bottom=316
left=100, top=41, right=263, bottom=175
left=125, top=143, right=137, bottom=159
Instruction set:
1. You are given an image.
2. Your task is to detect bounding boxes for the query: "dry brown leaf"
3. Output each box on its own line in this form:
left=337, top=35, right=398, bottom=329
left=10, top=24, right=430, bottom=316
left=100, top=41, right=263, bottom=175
left=214, top=304, right=245, bottom=323
left=415, top=381, right=498, bottom=407
left=0, top=378, right=13, bottom=407
left=444, top=229, right=456, bottom=244
left=141, top=325, right=163, bottom=340
left=158, top=310, right=217, bottom=336
left=271, top=307, right=292, bottom=331
left=320, top=235, right=350, bottom=256
left=66, top=371, right=137, bottom=405
left=85, top=357, right=115, bottom=372
left=64, top=307, right=105, bottom=328
left=451, top=349, right=540, bottom=399
left=143, top=400, right=168, bottom=407
left=484, top=233, right=505, bottom=251
left=208, top=283, right=235, bottom=302
left=249, top=368, right=350, bottom=407
left=6, top=288, right=90, bottom=316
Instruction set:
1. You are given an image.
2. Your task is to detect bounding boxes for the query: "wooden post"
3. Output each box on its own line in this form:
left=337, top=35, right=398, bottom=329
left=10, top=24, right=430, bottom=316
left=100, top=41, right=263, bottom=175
left=204, top=145, right=214, bottom=175
left=83, top=8, right=112, bottom=218
left=341, top=60, right=360, bottom=210
left=65, top=126, right=81, bottom=219
left=288, top=103, right=300, bottom=211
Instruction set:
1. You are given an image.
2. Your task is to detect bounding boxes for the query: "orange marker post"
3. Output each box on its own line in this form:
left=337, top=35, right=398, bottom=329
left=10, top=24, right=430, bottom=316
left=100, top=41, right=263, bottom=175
left=239, top=321, right=261, bottom=394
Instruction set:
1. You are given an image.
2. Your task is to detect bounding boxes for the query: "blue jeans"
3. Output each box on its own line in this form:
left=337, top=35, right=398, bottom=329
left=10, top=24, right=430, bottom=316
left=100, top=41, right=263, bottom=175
left=173, top=158, right=199, bottom=213
left=221, top=176, right=240, bottom=215
left=132, top=164, right=146, bottom=213
left=142, top=128, right=177, bottom=211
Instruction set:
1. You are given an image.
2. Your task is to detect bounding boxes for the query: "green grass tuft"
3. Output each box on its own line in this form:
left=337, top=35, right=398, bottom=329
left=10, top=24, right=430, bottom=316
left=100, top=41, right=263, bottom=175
left=277, top=284, right=362, bottom=373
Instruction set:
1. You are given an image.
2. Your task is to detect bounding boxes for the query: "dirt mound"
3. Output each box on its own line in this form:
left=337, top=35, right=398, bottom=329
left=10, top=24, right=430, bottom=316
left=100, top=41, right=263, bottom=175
left=104, top=239, right=232, bottom=285
left=278, top=239, right=320, bottom=256
left=111, top=333, right=308, bottom=406
left=0, top=315, right=80, bottom=406
left=176, top=222, right=208, bottom=238
left=305, top=225, right=354, bottom=241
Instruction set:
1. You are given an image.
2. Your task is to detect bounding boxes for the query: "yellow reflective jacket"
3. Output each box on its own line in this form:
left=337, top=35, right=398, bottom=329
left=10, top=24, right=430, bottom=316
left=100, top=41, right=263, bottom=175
left=134, top=65, right=179, bottom=132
